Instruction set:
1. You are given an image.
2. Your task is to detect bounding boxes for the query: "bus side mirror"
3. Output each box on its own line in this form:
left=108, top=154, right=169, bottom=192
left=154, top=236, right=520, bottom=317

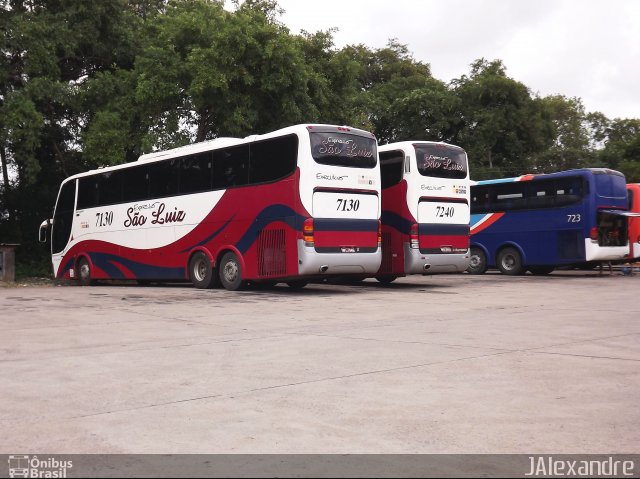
left=39, top=219, right=51, bottom=243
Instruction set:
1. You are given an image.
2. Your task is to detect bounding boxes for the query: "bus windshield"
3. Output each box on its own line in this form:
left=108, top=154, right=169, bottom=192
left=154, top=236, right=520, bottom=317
left=310, top=132, right=377, bottom=168
left=414, top=144, right=467, bottom=179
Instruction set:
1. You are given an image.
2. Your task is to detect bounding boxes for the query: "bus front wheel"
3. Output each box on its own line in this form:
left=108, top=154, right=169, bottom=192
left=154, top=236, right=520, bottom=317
left=219, top=252, right=246, bottom=291
left=189, top=252, right=218, bottom=289
left=496, top=247, right=525, bottom=276
left=467, top=247, right=488, bottom=275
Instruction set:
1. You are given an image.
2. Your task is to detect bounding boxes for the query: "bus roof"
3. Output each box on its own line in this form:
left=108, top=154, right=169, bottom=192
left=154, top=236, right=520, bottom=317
left=474, top=168, right=625, bottom=185
left=62, top=124, right=375, bottom=183
left=378, top=140, right=465, bottom=152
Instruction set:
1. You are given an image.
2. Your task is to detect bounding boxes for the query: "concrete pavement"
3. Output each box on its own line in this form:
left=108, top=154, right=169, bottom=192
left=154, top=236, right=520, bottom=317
left=1, top=271, right=639, bottom=454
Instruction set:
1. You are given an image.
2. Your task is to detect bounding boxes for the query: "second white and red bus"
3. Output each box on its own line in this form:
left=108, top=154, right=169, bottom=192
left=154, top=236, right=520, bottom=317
left=376, top=141, right=471, bottom=283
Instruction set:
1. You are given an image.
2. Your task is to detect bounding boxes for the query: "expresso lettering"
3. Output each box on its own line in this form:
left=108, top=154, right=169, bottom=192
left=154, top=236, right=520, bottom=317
left=124, top=202, right=186, bottom=228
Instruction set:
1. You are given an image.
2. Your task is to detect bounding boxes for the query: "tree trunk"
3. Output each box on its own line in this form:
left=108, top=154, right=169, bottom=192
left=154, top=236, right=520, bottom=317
left=0, top=145, right=11, bottom=218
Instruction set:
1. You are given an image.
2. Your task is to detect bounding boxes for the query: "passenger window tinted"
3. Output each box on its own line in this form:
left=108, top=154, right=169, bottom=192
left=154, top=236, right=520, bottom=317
left=491, top=183, right=526, bottom=210
left=180, top=153, right=213, bottom=194
left=122, top=165, right=149, bottom=203
left=213, top=145, right=249, bottom=189
left=555, top=177, right=583, bottom=206
left=97, top=170, right=122, bottom=206
left=149, top=159, right=179, bottom=198
left=249, top=135, right=297, bottom=184
left=470, top=185, right=490, bottom=214
left=77, top=176, right=98, bottom=210
left=380, top=150, right=404, bottom=189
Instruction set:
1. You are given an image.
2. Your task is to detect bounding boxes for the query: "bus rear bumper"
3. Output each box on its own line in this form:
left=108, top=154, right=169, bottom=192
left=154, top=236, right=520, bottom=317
left=584, top=241, right=630, bottom=262
left=404, top=244, right=470, bottom=274
left=297, top=240, right=381, bottom=276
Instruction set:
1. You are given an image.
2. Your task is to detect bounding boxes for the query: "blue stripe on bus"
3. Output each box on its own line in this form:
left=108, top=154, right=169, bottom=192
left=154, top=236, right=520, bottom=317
left=180, top=215, right=235, bottom=253
left=313, top=218, right=379, bottom=232
left=381, top=210, right=413, bottom=235
left=235, top=204, right=307, bottom=254
left=89, top=252, right=185, bottom=279
left=418, top=223, right=470, bottom=236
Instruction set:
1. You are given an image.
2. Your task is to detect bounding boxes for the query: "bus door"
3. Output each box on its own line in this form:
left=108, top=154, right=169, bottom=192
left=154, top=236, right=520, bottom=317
left=379, top=150, right=409, bottom=275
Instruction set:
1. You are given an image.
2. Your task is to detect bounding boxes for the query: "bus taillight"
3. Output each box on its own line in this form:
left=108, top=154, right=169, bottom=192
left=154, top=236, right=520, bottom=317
left=590, top=227, right=598, bottom=242
left=303, top=218, right=314, bottom=246
left=410, top=223, right=419, bottom=249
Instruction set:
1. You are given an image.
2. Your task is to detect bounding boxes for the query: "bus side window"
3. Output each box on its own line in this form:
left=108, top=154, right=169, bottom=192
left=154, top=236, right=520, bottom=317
left=470, top=185, right=490, bottom=214
left=492, top=183, right=526, bottom=211
left=97, top=170, right=123, bottom=206
left=555, top=177, right=583, bottom=206
left=122, top=165, right=149, bottom=203
left=77, top=176, right=98, bottom=210
left=180, top=153, right=213, bottom=194
left=149, top=159, right=179, bottom=199
left=249, top=134, right=298, bottom=184
left=213, top=144, right=249, bottom=189
left=526, top=179, right=555, bottom=209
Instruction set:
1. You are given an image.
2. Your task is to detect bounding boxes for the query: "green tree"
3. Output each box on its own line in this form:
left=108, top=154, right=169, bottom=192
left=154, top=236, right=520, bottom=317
left=451, top=59, right=553, bottom=179
left=132, top=0, right=323, bottom=149
left=0, top=0, right=142, bottom=267
left=597, top=118, right=640, bottom=180
left=532, top=95, right=596, bottom=172
left=341, top=40, right=457, bottom=144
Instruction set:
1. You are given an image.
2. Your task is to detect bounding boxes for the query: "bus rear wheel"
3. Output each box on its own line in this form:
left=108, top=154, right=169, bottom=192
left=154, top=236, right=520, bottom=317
left=286, top=281, right=308, bottom=290
left=77, top=257, right=94, bottom=286
left=528, top=265, right=554, bottom=275
left=467, top=247, right=488, bottom=274
left=189, top=252, right=218, bottom=289
left=376, top=275, right=397, bottom=284
left=496, top=247, right=525, bottom=275
left=219, top=252, right=246, bottom=291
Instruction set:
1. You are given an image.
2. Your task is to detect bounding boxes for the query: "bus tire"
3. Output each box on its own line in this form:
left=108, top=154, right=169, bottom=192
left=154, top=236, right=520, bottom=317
left=467, top=247, right=488, bottom=274
left=528, top=265, right=554, bottom=275
left=376, top=275, right=397, bottom=284
left=286, top=280, right=308, bottom=290
left=189, top=252, right=218, bottom=289
left=77, top=257, right=94, bottom=286
left=219, top=251, right=246, bottom=291
left=496, top=247, right=525, bottom=275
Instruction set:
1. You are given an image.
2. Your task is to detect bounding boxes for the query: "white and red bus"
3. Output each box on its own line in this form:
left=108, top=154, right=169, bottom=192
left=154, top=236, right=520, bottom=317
left=376, top=141, right=470, bottom=282
left=39, top=124, right=381, bottom=290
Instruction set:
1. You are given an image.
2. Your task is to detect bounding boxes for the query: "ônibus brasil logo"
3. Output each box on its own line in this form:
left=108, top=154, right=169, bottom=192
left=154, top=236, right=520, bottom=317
left=8, top=455, right=73, bottom=478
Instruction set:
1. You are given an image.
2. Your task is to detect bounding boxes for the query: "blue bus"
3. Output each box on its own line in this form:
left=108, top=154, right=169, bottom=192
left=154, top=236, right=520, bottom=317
left=468, top=168, right=629, bottom=275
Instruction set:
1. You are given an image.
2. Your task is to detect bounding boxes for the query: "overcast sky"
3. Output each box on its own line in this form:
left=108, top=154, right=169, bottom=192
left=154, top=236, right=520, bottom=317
left=269, top=0, right=639, bottom=120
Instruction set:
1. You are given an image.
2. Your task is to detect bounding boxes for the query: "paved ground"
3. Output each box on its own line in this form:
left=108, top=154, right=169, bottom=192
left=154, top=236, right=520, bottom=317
left=1, top=271, right=639, bottom=454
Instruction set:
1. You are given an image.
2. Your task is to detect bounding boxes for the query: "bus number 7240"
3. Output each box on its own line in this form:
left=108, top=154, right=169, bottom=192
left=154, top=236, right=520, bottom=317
left=436, top=206, right=455, bottom=218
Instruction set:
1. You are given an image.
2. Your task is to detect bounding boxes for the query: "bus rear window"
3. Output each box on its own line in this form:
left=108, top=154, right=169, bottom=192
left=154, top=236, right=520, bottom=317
left=414, top=144, right=468, bottom=179
left=310, top=132, right=377, bottom=168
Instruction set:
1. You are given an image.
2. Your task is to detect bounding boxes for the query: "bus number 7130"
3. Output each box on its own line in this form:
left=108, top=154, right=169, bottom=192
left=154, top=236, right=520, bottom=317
left=337, top=198, right=360, bottom=212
